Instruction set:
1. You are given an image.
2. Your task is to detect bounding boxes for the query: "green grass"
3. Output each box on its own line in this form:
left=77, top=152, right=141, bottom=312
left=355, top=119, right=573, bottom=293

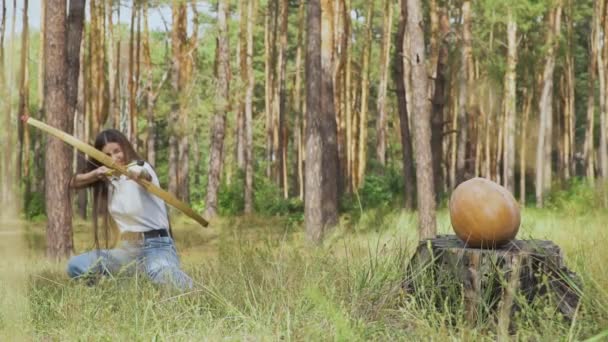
left=1, top=207, right=607, bottom=340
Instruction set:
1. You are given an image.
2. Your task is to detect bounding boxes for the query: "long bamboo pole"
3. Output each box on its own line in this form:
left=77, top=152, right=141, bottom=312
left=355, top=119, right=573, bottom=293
left=23, top=115, right=209, bottom=228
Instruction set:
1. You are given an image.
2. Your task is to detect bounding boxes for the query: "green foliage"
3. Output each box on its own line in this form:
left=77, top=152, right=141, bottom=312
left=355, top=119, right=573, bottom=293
left=23, top=191, right=45, bottom=221
left=210, top=170, right=303, bottom=221
left=342, top=167, right=404, bottom=213
left=252, top=175, right=299, bottom=216
left=544, top=178, right=605, bottom=215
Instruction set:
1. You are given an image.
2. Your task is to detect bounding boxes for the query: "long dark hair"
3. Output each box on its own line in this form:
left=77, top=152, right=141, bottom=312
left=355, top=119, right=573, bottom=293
left=88, top=129, right=142, bottom=249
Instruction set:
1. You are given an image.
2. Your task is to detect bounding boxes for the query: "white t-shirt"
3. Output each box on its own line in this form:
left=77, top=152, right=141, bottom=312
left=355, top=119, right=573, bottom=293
left=108, top=162, right=169, bottom=233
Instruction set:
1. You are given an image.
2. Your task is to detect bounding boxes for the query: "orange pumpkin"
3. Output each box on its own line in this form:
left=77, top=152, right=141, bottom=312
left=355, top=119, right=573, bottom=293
left=449, top=177, right=520, bottom=248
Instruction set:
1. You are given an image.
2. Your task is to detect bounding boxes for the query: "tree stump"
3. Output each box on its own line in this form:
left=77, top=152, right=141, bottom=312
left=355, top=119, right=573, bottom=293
left=404, top=235, right=581, bottom=332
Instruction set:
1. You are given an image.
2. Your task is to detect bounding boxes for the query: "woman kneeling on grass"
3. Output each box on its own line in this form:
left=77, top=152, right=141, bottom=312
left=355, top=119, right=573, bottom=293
left=67, top=129, right=193, bottom=290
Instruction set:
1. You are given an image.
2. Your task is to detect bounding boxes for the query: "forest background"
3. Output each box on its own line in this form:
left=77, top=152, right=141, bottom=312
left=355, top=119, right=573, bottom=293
left=0, top=0, right=607, bottom=340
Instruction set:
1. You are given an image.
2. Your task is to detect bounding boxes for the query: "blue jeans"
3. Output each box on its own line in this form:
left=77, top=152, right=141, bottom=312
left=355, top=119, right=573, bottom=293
left=67, top=236, right=193, bottom=290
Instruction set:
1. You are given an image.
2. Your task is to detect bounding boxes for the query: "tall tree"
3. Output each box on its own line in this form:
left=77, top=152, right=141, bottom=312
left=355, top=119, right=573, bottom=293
left=277, top=0, right=289, bottom=197
left=600, top=0, right=608, bottom=183
left=169, top=0, right=198, bottom=201
left=66, top=0, right=86, bottom=218
left=292, top=0, right=306, bottom=200
left=169, top=1, right=186, bottom=198
left=17, top=0, right=30, bottom=186
left=305, top=0, right=339, bottom=243
left=456, top=0, right=472, bottom=185
left=45, top=0, right=73, bottom=258
left=406, top=0, right=437, bottom=238
left=430, top=5, right=449, bottom=198
left=244, top=0, right=257, bottom=214
left=535, top=4, right=562, bottom=207
left=356, top=0, right=374, bottom=188
left=584, top=0, right=600, bottom=182
left=205, top=0, right=230, bottom=218
left=0, top=0, right=7, bottom=207
left=502, top=8, right=517, bottom=193
left=375, top=0, right=393, bottom=167
left=395, top=0, right=415, bottom=210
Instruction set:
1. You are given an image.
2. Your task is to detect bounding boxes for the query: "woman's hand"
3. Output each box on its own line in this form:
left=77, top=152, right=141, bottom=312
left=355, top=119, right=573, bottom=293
left=70, top=166, right=111, bottom=189
left=94, top=166, right=111, bottom=180
left=126, top=164, right=152, bottom=181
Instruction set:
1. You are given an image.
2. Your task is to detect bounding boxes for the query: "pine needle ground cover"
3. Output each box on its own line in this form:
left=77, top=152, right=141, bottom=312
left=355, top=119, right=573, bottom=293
left=2, top=209, right=607, bottom=341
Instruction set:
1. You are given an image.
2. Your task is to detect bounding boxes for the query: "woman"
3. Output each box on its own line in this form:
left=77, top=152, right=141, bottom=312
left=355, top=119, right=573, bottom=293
left=67, top=129, right=193, bottom=290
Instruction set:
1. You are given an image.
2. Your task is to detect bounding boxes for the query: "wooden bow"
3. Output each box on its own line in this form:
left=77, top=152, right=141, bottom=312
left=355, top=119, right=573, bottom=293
left=23, top=115, right=209, bottom=227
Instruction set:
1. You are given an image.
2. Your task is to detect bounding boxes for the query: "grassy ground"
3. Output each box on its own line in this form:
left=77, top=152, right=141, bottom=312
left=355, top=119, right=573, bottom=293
left=1, top=208, right=607, bottom=341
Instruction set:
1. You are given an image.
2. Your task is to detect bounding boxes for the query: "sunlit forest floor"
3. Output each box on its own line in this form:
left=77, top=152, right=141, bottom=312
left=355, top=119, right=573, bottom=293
left=1, top=207, right=607, bottom=340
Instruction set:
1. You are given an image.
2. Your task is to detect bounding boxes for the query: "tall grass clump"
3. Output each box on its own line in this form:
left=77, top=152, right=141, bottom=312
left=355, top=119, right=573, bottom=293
left=13, top=206, right=608, bottom=340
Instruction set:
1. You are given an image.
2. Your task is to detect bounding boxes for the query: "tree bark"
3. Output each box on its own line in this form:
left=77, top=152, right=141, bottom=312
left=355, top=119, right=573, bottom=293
left=277, top=0, right=289, bottom=198
left=456, top=0, right=472, bottom=185
left=305, top=0, right=339, bottom=244
left=563, top=1, right=575, bottom=181
left=17, top=0, right=30, bottom=187
left=45, top=0, right=73, bottom=259
left=264, top=0, right=278, bottom=179
left=584, top=0, right=600, bottom=182
left=244, top=0, right=257, bottom=214
left=600, top=0, right=608, bottom=182
left=205, top=0, right=230, bottom=218
left=292, top=0, right=306, bottom=201
left=66, top=0, right=86, bottom=219
left=395, top=0, right=415, bottom=210
left=431, top=6, right=449, bottom=199
left=503, top=10, right=517, bottom=193
left=520, top=88, right=532, bottom=205
left=356, top=0, right=374, bottom=188
left=406, top=0, right=437, bottom=238
left=375, top=0, right=392, bottom=167
left=535, top=5, right=562, bottom=207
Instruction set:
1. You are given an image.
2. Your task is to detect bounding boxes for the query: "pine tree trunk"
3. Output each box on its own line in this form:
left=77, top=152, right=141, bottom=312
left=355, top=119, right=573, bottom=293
left=406, top=0, right=437, bottom=238
left=344, top=0, right=353, bottom=193
left=205, top=0, right=230, bottom=218
left=563, top=1, right=575, bottom=181
left=45, top=0, right=73, bottom=259
left=264, top=1, right=276, bottom=179
left=585, top=0, right=599, bottom=182
left=17, top=0, right=29, bottom=188
left=128, top=1, right=137, bottom=145
left=503, top=10, right=517, bottom=193
left=244, top=0, right=257, bottom=214
left=75, top=37, right=87, bottom=219
left=456, top=0, right=472, bottom=185
left=237, top=0, right=247, bottom=170
left=333, top=0, right=346, bottom=196
left=395, top=0, right=415, bottom=210
left=305, top=0, right=339, bottom=244
left=600, top=0, right=608, bottom=182
left=292, top=0, right=306, bottom=201
left=431, top=7, right=449, bottom=199
left=66, top=0, right=86, bottom=219
left=356, top=0, right=374, bottom=188
left=277, top=0, right=289, bottom=198
left=320, top=0, right=339, bottom=231
left=375, top=0, right=392, bottom=167
left=0, top=0, right=7, bottom=206
left=520, top=88, right=532, bottom=205
left=535, top=5, right=562, bottom=207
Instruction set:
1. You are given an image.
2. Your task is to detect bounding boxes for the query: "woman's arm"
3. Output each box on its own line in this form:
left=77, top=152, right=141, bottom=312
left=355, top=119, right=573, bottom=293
left=70, top=166, right=109, bottom=189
